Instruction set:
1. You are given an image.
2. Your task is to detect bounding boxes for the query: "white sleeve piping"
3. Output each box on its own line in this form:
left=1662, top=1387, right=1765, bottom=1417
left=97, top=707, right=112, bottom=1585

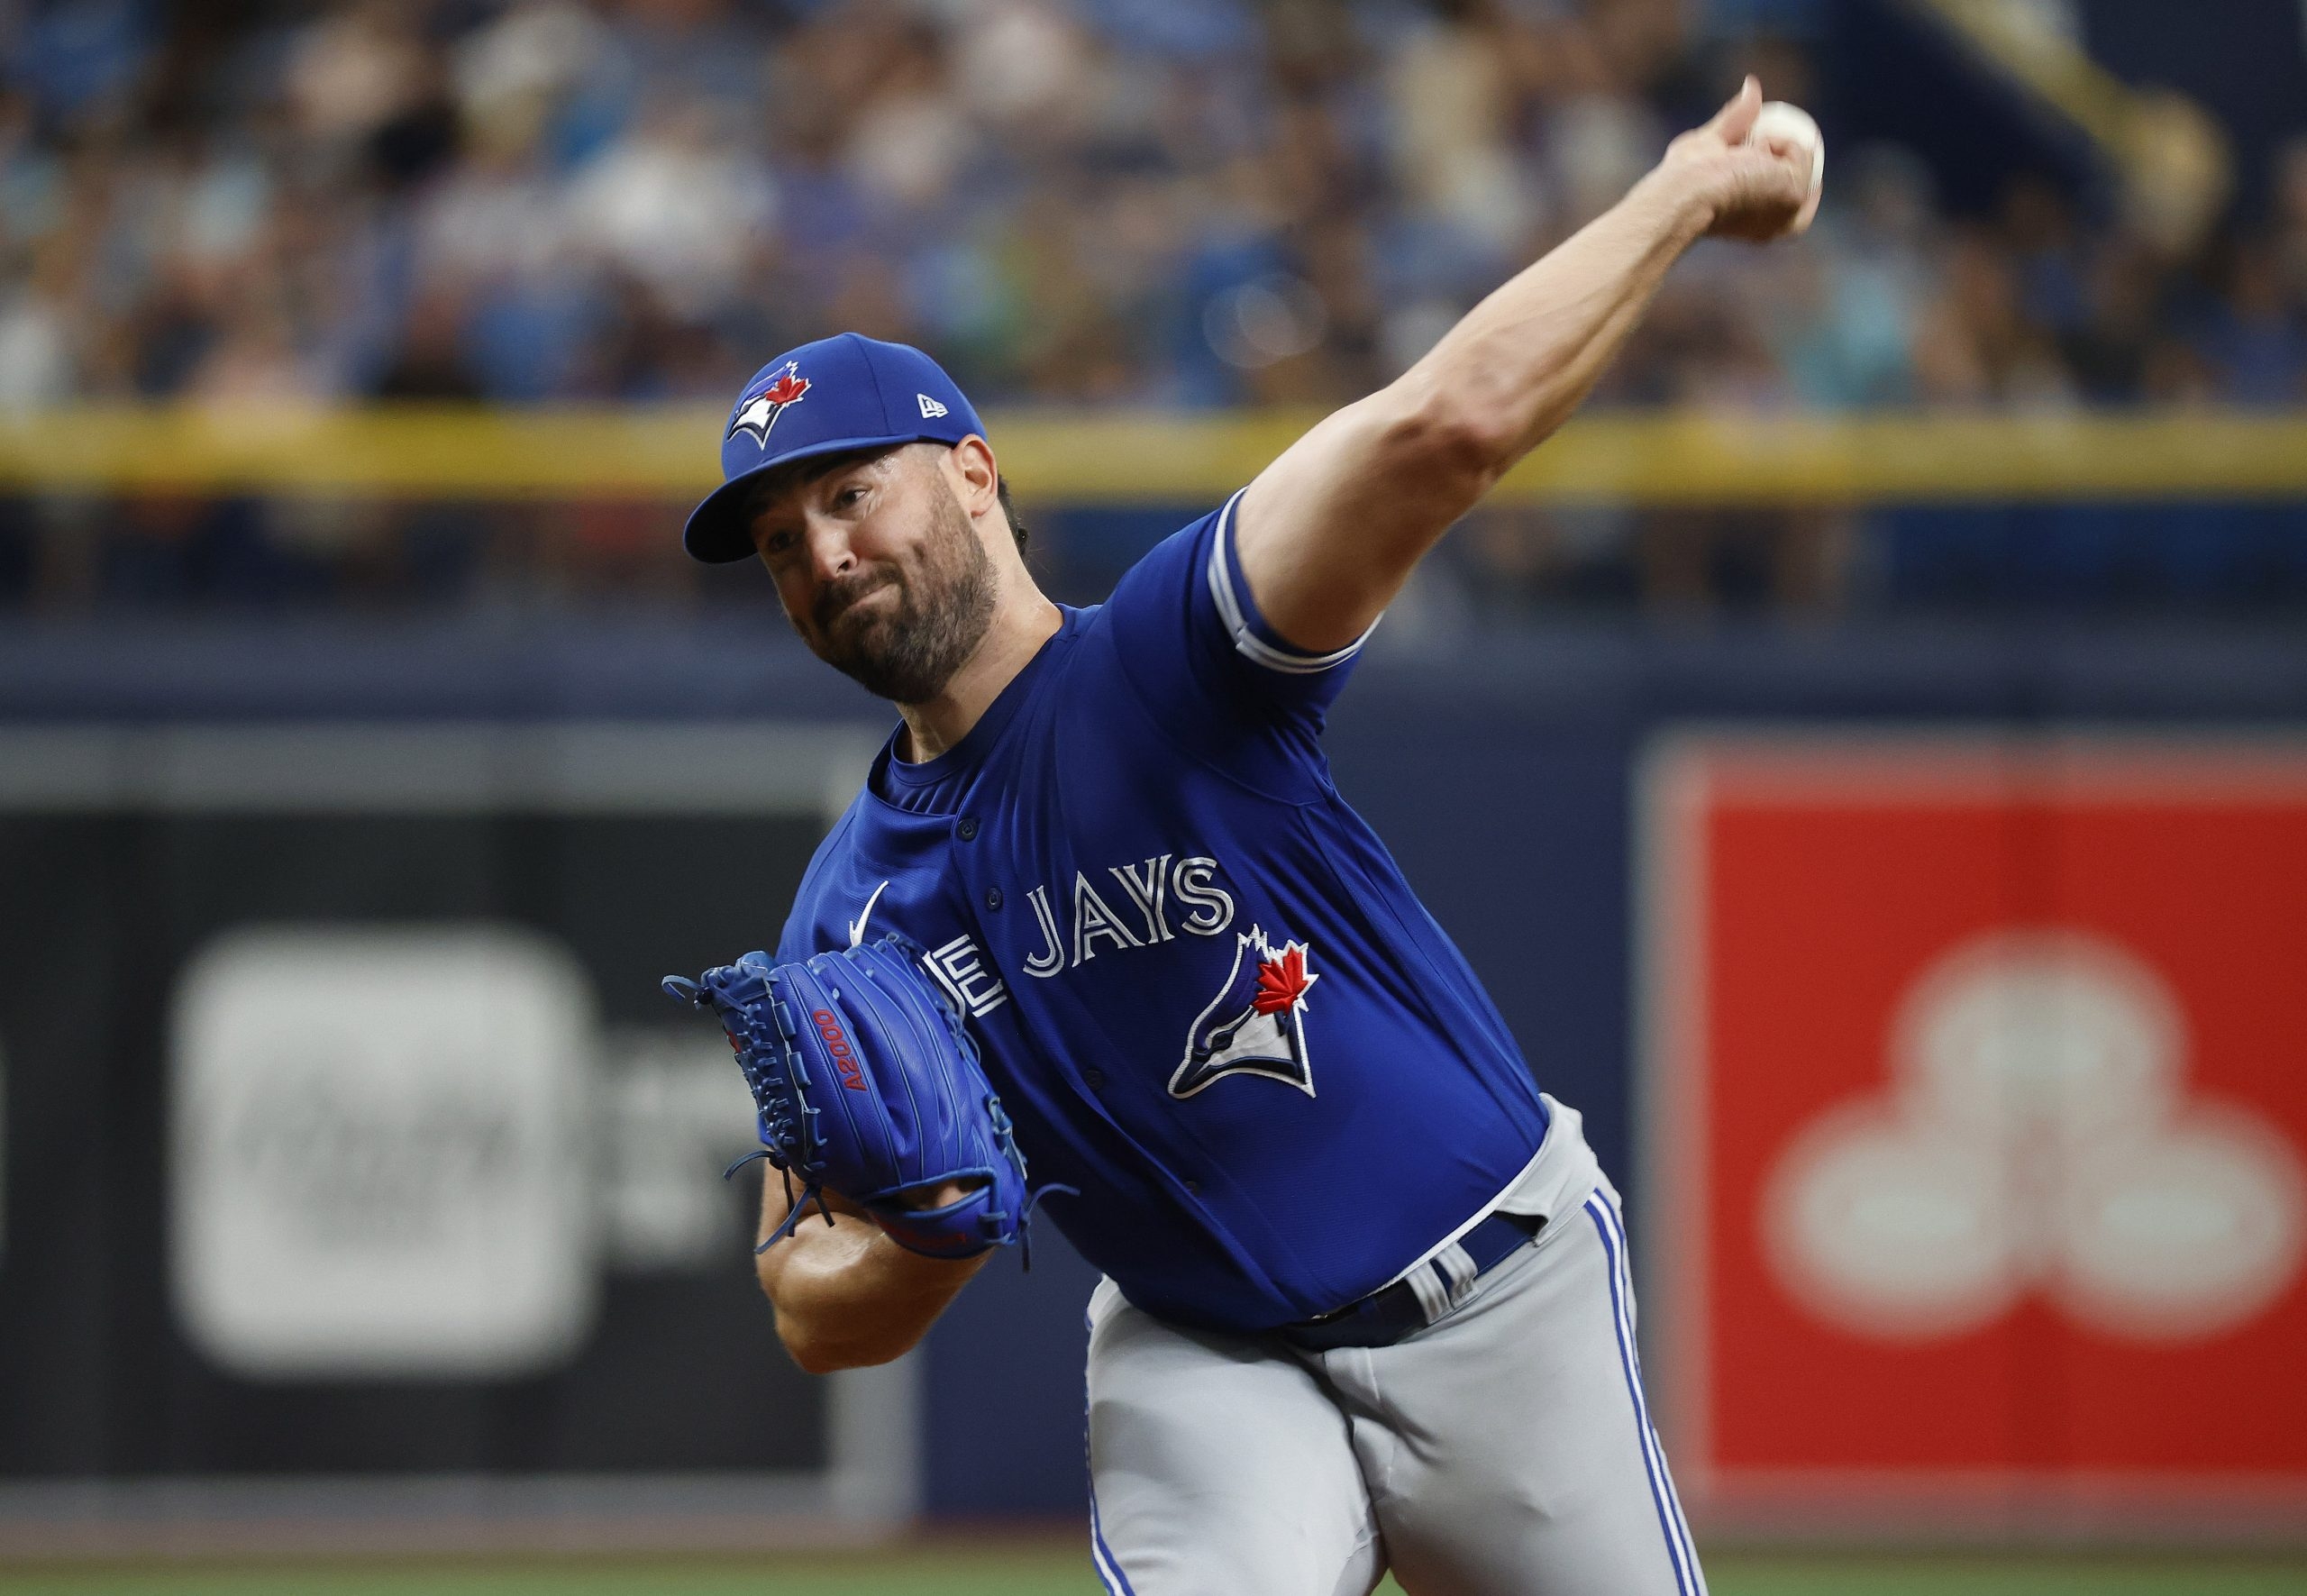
left=1203, top=488, right=1380, bottom=675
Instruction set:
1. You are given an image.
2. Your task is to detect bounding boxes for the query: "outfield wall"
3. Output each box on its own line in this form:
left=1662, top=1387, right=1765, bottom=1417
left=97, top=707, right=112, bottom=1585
left=2, top=612, right=2302, bottom=1537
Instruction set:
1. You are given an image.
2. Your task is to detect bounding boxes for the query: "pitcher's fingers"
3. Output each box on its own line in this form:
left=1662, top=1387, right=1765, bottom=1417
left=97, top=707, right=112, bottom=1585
left=1706, top=74, right=1763, bottom=143
left=1792, top=169, right=1824, bottom=235
left=1757, top=127, right=1822, bottom=235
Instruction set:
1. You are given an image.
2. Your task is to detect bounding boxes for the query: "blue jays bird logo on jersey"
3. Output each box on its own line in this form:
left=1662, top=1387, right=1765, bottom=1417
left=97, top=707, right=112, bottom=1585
left=728, top=362, right=811, bottom=443
left=1170, top=926, right=1318, bottom=1099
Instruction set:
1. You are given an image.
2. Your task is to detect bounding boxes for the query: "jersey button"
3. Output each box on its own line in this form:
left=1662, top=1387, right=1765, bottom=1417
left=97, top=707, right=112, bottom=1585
left=985, top=887, right=1003, bottom=910
left=1082, top=1068, right=1104, bottom=1090
left=956, top=816, right=980, bottom=841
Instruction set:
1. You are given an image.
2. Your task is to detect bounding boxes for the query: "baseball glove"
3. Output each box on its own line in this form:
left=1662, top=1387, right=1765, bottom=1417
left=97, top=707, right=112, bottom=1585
left=662, top=935, right=1049, bottom=1262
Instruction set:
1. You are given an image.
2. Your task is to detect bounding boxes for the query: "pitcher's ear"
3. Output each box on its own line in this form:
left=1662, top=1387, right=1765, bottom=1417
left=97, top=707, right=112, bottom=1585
left=944, top=433, right=1003, bottom=514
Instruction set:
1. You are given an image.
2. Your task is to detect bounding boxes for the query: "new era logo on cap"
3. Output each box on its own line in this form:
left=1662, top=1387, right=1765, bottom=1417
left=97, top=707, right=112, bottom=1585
left=918, top=394, right=949, bottom=418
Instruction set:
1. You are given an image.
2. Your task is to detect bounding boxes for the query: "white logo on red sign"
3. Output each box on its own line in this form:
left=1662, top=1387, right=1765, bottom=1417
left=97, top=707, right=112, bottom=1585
left=1764, top=930, right=2306, bottom=1343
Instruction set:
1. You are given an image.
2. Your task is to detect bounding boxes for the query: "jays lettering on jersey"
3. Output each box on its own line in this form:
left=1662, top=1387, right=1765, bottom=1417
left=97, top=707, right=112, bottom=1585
left=780, top=491, right=1552, bottom=1335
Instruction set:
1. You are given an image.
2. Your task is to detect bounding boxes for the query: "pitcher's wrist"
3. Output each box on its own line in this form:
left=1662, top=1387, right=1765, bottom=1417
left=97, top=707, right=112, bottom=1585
left=1632, top=160, right=1721, bottom=245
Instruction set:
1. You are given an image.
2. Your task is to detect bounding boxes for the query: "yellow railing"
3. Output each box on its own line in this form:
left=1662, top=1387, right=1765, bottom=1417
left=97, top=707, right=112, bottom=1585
left=1, top=406, right=2304, bottom=505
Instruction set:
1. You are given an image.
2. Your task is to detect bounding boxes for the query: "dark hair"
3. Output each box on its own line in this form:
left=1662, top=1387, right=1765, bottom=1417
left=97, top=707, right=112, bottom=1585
left=996, top=475, right=1028, bottom=553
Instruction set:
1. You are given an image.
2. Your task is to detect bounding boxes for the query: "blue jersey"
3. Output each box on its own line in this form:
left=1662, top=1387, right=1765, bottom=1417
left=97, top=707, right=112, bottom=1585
left=779, top=491, right=1551, bottom=1335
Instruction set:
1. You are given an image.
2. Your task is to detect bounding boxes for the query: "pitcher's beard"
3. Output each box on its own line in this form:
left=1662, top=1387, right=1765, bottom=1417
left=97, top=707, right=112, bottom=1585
left=808, top=492, right=998, bottom=706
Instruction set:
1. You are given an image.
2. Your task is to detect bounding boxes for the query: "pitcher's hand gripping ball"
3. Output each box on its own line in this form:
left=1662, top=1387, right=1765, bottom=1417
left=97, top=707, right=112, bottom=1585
left=663, top=936, right=1038, bottom=1260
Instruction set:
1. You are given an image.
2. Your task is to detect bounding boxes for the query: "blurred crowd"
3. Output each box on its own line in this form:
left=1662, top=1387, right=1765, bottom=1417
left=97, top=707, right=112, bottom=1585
left=2, top=0, right=2305, bottom=616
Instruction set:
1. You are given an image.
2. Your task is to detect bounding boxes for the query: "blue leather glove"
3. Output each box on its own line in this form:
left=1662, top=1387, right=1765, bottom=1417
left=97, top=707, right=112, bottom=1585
left=664, top=935, right=1036, bottom=1260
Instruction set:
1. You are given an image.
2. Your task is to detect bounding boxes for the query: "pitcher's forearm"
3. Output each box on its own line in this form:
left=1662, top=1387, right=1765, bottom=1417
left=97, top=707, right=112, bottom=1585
left=753, top=1176, right=988, bottom=1373
left=1409, top=164, right=1714, bottom=476
left=1233, top=166, right=1715, bottom=652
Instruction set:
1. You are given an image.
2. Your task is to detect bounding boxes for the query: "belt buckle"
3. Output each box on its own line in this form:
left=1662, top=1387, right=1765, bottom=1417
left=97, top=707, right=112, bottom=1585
left=1299, top=1295, right=1370, bottom=1327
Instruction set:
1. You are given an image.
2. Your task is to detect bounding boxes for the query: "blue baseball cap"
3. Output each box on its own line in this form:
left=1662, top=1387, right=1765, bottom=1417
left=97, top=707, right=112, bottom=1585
left=682, top=333, right=988, bottom=563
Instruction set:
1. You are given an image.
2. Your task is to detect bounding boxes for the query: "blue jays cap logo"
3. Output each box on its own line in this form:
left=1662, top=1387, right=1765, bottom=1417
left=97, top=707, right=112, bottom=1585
left=728, top=361, right=811, bottom=445
left=1171, top=926, right=1318, bottom=1099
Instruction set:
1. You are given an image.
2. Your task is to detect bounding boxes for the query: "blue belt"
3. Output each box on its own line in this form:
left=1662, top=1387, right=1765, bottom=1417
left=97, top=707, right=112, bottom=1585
left=1275, top=1209, right=1546, bottom=1353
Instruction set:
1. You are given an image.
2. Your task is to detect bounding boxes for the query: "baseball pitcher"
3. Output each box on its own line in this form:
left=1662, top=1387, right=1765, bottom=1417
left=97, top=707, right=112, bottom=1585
left=667, top=79, right=1817, bottom=1596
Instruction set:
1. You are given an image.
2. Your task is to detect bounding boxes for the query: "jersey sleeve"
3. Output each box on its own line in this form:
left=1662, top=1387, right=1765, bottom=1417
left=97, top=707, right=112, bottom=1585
left=1096, top=489, right=1375, bottom=783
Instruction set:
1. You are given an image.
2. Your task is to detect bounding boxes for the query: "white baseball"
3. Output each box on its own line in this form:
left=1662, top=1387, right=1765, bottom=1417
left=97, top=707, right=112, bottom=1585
left=1748, top=100, right=1825, bottom=203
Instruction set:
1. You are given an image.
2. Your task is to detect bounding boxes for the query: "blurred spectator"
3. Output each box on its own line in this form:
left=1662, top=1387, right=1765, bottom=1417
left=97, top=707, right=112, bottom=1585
left=2275, top=136, right=2307, bottom=304
left=0, top=0, right=2297, bottom=619
left=565, top=96, right=771, bottom=321
left=2194, top=239, right=2307, bottom=407
left=0, top=237, right=79, bottom=407
left=373, top=284, right=482, bottom=398
left=0, top=0, right=2286, bottom=422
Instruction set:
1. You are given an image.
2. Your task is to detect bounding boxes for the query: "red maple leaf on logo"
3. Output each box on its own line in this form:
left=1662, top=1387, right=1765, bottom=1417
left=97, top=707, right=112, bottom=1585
left=762, top=370, right=809, bottom=406
left=1252, top=944, right=1314, bottom=1014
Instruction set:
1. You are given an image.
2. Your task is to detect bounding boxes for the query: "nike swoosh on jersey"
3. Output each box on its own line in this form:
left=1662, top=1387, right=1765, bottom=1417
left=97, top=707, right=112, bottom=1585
left=848, top=880, right=891, bottom=947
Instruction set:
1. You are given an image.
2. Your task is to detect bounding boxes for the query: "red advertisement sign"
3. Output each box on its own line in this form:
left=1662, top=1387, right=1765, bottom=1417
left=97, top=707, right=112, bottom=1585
left=1643, top=737, right=2307, bottom=1528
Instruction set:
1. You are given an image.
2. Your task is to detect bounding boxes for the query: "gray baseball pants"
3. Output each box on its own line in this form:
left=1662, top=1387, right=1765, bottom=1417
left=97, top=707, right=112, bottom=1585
left=1084, top=1183, right=1705, bottom=1595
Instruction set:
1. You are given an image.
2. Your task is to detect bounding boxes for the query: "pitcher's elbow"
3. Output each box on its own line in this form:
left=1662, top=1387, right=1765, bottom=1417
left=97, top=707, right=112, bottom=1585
left=784, top=1335, right=852, bottom=1377
left=781, top=1326, right=914, bottom=1376
left=1385, top=384, right=1519, bottom=495
left=774, top=1312, right=847, bottom=1375
left=773, top=1304, right=923, bottom=1375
